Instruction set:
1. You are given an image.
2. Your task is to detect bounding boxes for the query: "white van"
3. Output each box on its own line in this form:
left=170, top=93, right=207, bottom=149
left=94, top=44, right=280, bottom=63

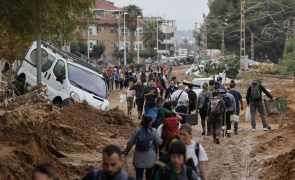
left=16, top=41, right=109, bottom=110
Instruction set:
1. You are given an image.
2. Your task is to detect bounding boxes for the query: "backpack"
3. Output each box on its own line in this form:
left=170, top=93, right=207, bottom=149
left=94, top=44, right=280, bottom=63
left=210, top=98, right=222, bottom=115
left=222, top=96, right=232, bottom=108
left=135, top=127, right=153, bottom=152
left=187, top=90, right=197, bottom=110
left=251, top=84, right=261, bottom=101
left=159, top=165, right=193, bottom=180
left=161, top=118, right=179, bottom=142
left=201, top=93, right=210, bottom=110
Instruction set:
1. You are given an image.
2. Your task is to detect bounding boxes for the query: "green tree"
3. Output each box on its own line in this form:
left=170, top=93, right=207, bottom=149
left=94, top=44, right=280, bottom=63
left=78, top=41, right=88, bottom=55
left=0, top=0, right=92, bottom=83
left=142, top=21, right=165, bottom=49
left=123, top=5, right=142, bottom=54
left=283, top=37, right=295, bottom=73
left=92, top=44, right=106, bottom=59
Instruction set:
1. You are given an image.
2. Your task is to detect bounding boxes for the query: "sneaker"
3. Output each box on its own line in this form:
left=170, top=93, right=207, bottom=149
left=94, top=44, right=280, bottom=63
left=216, top=139, right=220, bottom=144
left=251, top=128, right=256, bottom=132
left=263, top=128, right=269, bottom=131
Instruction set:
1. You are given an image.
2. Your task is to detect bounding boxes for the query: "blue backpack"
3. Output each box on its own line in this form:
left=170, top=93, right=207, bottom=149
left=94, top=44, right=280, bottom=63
left=222, top=96, right=232, bottom=108
left=135, top=127, right=153, bottom=151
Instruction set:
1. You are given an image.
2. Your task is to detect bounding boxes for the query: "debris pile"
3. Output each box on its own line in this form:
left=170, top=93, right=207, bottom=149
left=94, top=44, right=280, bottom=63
left=250, top=84, right=295, bottom=179
left=0, top=101, right=134, bottom=179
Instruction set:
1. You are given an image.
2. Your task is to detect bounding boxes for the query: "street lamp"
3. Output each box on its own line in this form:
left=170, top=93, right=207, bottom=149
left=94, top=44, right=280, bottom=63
left=137, top=16, right=141, bottom=64
left=116, top=14, right=121, bottom=66
left=123, top=12, right=128, bottom=66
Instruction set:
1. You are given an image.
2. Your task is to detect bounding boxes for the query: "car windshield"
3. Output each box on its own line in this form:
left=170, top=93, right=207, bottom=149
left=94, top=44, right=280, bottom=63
left=68, top=64, right=107, bottom=99
left=192, top=80, right=208, bottom=88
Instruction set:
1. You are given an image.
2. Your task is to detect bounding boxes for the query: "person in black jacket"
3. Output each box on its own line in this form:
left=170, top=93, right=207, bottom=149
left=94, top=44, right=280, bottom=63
left=83, top=145, right=133, bottom=180
left=134, top=80, right=145, bottom=119
left=246, top=80, right=273, bottom=131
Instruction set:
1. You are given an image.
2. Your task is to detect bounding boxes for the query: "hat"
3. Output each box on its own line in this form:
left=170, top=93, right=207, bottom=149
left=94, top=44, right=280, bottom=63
left=218, top=88, right=227, bottom=94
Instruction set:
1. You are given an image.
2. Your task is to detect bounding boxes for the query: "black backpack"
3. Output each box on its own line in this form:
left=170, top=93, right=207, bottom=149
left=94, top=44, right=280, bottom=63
left=251, top=84, right=261, bottom=101
left=222, top=96, right=232, bottom=108
left=202, top=93, right=210, bottom=110
left=187, top=90, right=197, bottom=110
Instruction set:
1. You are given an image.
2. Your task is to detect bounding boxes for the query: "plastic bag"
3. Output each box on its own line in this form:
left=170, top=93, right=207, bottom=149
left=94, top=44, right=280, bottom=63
left=234, top=115, right=240, bottom=123
left=245, top=106, right=251, bottom=122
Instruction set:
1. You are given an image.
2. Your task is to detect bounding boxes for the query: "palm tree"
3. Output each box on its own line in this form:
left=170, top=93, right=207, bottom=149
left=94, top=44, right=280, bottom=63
left=123, top=5, right=142, bottom=54
left=142, top=21, right=165, bottom=50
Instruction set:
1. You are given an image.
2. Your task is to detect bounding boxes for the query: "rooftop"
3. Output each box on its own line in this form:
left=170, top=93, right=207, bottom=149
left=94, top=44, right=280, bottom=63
left=93, top=0, right=119, bottom=11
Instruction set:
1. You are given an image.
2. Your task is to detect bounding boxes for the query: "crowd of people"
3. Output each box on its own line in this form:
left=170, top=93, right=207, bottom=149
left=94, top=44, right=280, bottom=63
left=31, top=64, right=274, bottom=180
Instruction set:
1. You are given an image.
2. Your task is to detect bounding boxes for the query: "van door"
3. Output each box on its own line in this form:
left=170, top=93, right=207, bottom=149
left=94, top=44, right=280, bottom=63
left=43, top=59, right=67, bottom=100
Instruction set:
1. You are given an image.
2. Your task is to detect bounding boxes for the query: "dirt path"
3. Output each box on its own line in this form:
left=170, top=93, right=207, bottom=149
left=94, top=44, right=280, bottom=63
left=107, top=65, right=294, bottom=180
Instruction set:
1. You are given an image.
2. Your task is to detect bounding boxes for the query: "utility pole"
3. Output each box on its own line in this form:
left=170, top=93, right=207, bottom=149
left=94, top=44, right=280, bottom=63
left=156, top=17, right=159, bottom=66
left=202, top=15, right=208, bottom=58
left=251, top=33, right=254, bottom=60
left=221, top=28, right=225, bottom=57
left=240, top=0, right=247, bottom=70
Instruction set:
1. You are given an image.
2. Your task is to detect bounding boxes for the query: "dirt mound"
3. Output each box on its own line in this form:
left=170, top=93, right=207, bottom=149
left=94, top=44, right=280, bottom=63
left=250, top=83, right=295, bottom=179
left=0, top=102, right=134, bottom=179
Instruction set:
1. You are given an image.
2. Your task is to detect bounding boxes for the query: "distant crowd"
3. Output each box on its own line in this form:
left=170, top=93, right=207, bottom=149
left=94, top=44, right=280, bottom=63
left=32, top=63, right=274, bottom=180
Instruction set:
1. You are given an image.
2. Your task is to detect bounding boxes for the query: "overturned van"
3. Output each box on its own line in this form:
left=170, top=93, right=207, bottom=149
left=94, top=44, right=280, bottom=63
left=16, top=41, right=109, bottom=110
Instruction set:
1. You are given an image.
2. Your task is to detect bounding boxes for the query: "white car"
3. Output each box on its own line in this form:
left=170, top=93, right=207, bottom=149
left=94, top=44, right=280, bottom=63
left=191, top=78, right=212, bottom=95
left=16, top=41, right=109, bottom=110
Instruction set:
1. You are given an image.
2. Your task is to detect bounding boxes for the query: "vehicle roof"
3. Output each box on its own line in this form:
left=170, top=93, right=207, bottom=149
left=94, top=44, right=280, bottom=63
left=32, top=41, right=105, bottom=78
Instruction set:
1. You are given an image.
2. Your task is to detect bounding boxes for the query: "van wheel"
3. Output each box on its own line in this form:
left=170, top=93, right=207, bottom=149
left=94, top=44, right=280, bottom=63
left=52, top=97, right=62, bottom=107
left=13, top=75, right=26, bottom=95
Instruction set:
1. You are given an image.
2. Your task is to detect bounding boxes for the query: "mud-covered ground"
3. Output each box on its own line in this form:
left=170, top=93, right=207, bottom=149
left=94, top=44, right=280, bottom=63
left=0, top=65, right=294, bottom=180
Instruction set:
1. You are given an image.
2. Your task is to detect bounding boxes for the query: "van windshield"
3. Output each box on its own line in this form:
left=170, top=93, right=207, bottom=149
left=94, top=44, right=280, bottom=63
left=68, top=64, right=107, bottom=99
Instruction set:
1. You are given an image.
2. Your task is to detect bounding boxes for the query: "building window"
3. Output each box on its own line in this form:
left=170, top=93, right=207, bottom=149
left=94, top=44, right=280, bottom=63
left=88, top=28, right=93, bottom=36
left=136, top=28, right=143, bottom=37
left=89, top=42, right=93, bottom=48
left=110, top=28, right=114, bottom=33
left=120, top=27, right=129, bottom=36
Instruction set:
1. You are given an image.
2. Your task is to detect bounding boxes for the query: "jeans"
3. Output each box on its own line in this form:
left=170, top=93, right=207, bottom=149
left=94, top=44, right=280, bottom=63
left=135, top=167, right=153, bottom=180
left=250, top=101, right=268, bottom=128
left=176, top=105, right=187, bottom=124
left=199, top=108, right=211, bottom=134
left=210, top=115, right=222, bottom=140
left=136, top=98, right=144, bottom=117
left=115, top=80, right=119, bottom=89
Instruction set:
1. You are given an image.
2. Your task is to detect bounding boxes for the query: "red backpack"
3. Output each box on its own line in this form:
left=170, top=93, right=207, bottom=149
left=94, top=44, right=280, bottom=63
left=162, top=118, right=179, bottom=142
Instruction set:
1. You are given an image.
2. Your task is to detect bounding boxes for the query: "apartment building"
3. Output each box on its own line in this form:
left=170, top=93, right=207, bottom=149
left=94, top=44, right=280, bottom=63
left=80, top=0, right=144, bottom=63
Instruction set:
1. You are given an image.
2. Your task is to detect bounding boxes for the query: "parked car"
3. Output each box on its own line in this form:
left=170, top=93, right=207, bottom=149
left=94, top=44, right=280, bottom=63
left=16, top=41, right=109, bottom=110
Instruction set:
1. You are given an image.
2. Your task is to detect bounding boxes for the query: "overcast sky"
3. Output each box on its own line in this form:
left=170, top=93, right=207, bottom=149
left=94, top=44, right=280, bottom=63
left=110, top=0, right=209, bottom=31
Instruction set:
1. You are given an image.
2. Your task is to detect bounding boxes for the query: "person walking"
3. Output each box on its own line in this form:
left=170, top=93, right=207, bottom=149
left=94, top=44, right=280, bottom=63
left=218, top=88, right=236, bottom=137
left=123, top=116, right=162, bottom=180
left=125, top=82, right=135, bottom=116
left=228, top=81, right=243, bottom=135
left=180, top=124, right=208, bottom=180
left=171, top=83, right=189, bottom=118
left=197, top=83, right=211, bottom=135
left=186, top=85, right=197, bottom=114
left=207, top=91, right=226, bottom=144
left=246, top=80, right=273, bottom=131
left=143, top=79, right=159, bottom=109
left=83, top=145, right=134, bottom=180
left=114, top=71, right=120, bottom=90
left=134, top=80, right=145, bottom=119
left=154, top=140, right=199, bottom=180
left=165, top=80, right=178, bottom=101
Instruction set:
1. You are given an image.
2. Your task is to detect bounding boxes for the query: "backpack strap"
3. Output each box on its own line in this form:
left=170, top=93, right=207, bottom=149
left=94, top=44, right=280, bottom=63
left=186, top=167, right=193, bottom=180
left=195, top=142, right=200, bottom=160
